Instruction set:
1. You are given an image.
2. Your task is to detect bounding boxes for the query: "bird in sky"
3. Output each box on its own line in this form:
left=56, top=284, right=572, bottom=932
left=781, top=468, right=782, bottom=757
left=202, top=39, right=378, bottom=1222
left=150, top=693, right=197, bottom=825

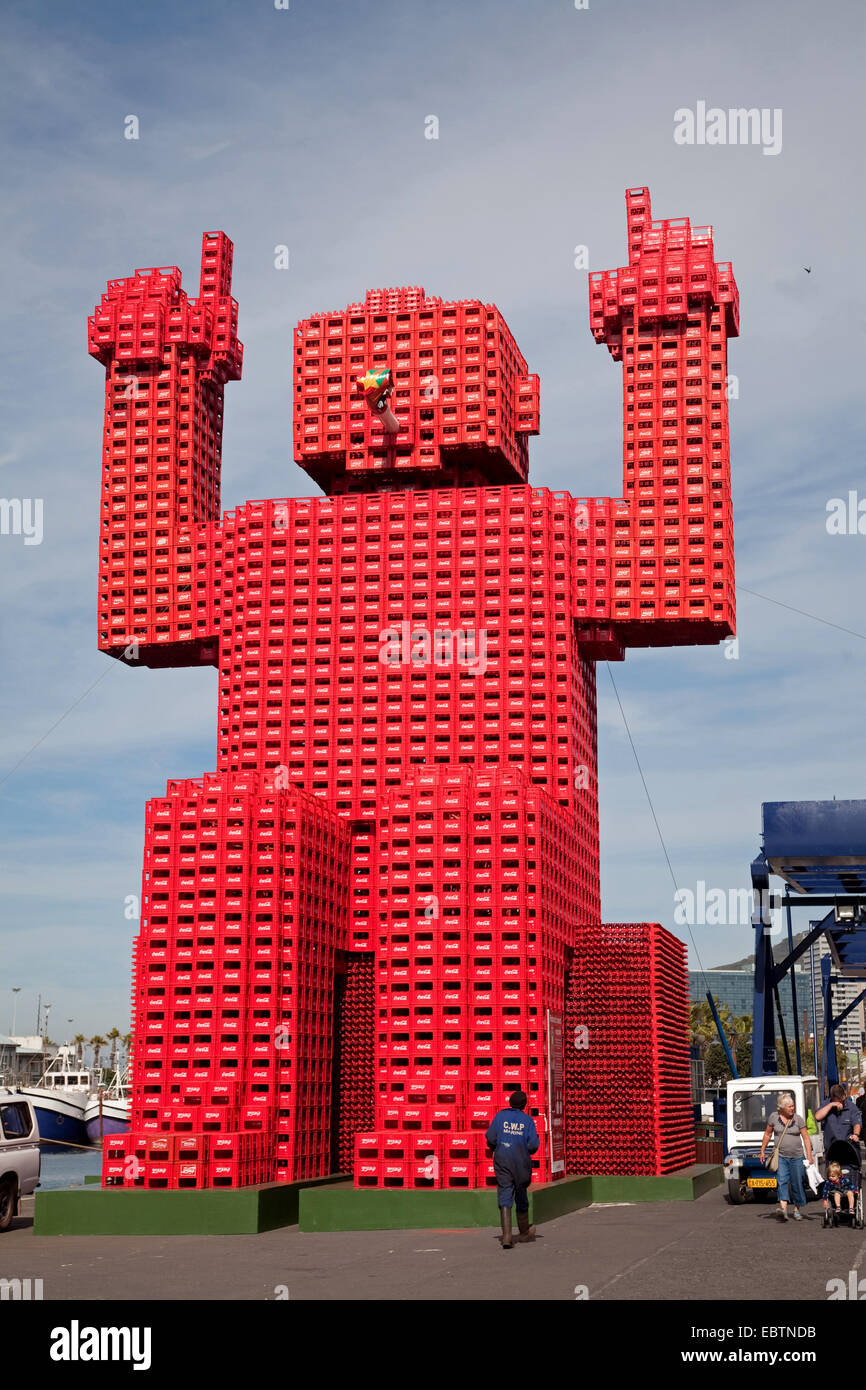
left=803, top=266, right=812, bottom=274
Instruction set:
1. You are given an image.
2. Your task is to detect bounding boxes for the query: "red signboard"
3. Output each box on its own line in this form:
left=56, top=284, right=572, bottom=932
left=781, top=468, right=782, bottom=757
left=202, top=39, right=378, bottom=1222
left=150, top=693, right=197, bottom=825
left=547, top=1011, right=565, bottom=1178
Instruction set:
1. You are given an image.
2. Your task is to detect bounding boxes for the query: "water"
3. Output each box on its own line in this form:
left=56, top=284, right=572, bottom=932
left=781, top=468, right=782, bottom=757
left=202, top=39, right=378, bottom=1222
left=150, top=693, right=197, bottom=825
left=38, top=1147, right=102, bottom=1191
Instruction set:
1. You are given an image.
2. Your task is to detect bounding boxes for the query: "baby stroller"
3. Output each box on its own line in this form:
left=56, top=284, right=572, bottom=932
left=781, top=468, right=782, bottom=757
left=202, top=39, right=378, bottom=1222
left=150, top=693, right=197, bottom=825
left=821, top=1138, right=864, bottom=1229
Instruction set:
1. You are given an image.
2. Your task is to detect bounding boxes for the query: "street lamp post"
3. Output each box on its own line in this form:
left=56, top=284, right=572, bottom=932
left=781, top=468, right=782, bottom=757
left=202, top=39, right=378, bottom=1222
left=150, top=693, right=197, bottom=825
left=10, top=988, right=21, bottom=1036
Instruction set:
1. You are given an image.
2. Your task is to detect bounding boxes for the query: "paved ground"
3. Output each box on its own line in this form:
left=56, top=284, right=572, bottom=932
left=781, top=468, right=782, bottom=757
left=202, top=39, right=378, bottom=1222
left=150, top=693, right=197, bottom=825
left=2, top=1187, right=864, bottom=1301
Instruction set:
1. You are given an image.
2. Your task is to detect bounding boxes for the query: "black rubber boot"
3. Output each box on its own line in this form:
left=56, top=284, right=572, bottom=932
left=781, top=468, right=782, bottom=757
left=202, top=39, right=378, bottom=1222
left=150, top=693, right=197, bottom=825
left=516, top=1210, right=536, bottom=1242
left=500, top=1208, right=513, bottom=1249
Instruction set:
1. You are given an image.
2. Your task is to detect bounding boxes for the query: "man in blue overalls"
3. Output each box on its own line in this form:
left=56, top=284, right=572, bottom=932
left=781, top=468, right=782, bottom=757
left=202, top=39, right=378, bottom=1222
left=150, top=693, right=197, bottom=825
left=485, top=1090, right=540, bottom=1249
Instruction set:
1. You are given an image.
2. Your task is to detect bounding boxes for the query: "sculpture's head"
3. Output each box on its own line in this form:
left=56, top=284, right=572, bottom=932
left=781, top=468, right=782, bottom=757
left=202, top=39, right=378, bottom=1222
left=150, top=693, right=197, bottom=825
left=293, top=286, right=539, bottom=494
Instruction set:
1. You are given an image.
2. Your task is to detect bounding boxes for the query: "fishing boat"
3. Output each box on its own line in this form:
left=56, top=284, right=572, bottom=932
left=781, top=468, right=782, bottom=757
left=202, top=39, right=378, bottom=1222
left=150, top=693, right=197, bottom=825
left=19, top=1047, right=91, bottom=1148
left=84, top=1068, right=130, bottom=1143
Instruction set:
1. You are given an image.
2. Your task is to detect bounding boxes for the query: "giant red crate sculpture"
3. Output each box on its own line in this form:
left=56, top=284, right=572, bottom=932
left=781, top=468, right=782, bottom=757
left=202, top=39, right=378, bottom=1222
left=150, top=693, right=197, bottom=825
left=92, top=188, right=737, bottom=1190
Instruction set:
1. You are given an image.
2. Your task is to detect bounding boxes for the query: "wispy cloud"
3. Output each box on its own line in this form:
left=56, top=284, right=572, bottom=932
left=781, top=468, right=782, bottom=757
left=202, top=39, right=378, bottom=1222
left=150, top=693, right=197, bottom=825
left=183, top=140, right=234, bottom=160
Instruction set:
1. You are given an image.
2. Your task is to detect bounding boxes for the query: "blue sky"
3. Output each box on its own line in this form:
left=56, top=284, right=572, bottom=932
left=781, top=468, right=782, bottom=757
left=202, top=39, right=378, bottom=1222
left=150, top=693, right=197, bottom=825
left=0, top=0, right=863, bottom=1039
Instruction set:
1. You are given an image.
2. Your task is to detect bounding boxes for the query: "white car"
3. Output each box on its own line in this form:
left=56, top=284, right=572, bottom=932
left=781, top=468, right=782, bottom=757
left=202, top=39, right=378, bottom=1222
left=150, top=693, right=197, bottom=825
left=0, top=1090, right=41, bottom=1231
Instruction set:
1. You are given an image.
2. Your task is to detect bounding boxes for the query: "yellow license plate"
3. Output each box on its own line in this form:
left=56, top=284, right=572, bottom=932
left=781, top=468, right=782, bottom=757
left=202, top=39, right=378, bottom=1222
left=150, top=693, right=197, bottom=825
left=748, top=1177, right=777, bottom=1188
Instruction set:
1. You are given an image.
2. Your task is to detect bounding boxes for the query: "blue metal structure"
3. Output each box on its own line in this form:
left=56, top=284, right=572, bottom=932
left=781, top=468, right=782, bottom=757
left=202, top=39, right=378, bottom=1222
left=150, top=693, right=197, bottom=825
left=750, top=800, right=866, bottom=1079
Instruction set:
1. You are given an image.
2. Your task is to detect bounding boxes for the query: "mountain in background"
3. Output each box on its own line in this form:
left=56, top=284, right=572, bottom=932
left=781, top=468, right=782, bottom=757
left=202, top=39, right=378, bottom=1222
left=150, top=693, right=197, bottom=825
left=712, top=929, right=811, bottom=972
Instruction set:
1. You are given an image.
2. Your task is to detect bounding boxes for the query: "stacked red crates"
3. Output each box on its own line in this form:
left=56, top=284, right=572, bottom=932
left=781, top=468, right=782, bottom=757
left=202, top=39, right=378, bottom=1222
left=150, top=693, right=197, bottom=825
left=350, top=768, right=578, bottom=1189
left=564, top=923, right=695, bottom=1176
left=102, top=1129, right=272, bottom=1190
left=293, top=288, right=539, bottom=490
left=354, top=1128, right=494, bottom=1191
left=90, top=232, right=241, bottom=667
left=102, top=774, right=351, bottom=1189
left=88, top=187, right=735, bottom=1193
left=335, top=955, right=376, bottom=1173
left=210, top=488, right=601, bottom=952
left=588, top=187, right=737, bottom=648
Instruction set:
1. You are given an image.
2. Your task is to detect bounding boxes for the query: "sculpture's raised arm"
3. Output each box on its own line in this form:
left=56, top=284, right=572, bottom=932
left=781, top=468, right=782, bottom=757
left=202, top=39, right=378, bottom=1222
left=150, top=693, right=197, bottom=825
left=576, top=187, right=738, bottom=662
left=88, top=231, right=242, bottom=668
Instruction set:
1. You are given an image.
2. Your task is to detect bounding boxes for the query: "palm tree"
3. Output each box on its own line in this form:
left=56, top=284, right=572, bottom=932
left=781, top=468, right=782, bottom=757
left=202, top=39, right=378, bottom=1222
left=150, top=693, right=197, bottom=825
left=72, top=1034, right=88, bottom=1067
left=690, top=1000, right=732, bottom=1057
left=106, top=1028, right=122, bottom=1075
left=728, top=1013, right=752, bottom=1069
left=89, top=1035, right=107, bottom=1080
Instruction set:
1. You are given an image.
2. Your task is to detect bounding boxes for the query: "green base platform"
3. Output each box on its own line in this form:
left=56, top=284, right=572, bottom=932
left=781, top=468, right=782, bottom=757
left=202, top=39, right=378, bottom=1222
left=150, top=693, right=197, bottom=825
left=33, top=1174, right=346, bottom=1236
left=34, top=1165, right=721, bottom=1236
left=299, top=1164, right=722, bottom=1231
left=590, top=1164, right=723, bottom=1205
left=298, top=1176, right=591, bottom=1232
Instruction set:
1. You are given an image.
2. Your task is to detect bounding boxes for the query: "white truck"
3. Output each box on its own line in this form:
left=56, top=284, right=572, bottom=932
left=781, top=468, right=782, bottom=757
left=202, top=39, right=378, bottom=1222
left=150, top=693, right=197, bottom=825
left=0, top=1090, right=41, bottom=1231
left=723, top=1074, right=822, bottom=1204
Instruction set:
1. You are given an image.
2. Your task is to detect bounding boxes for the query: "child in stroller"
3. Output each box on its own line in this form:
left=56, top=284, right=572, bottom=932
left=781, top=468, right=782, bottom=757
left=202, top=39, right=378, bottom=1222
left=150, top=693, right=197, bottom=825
left=822, top=1139, right=863, bottom=1228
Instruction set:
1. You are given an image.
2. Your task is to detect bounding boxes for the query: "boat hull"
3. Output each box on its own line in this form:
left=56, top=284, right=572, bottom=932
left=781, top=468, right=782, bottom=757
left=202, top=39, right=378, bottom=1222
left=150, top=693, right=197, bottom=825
left=20, top=1090, right=89, bottom=1149
left=84, top=1100, right=129, bottom=1144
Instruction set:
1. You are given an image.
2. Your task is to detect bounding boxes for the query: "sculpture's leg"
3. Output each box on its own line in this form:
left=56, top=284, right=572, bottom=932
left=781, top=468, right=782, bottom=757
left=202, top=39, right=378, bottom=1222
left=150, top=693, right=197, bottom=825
left=352, top=769, right=583, bottom=1190
left=107, top=773, right=352, bottom=1189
